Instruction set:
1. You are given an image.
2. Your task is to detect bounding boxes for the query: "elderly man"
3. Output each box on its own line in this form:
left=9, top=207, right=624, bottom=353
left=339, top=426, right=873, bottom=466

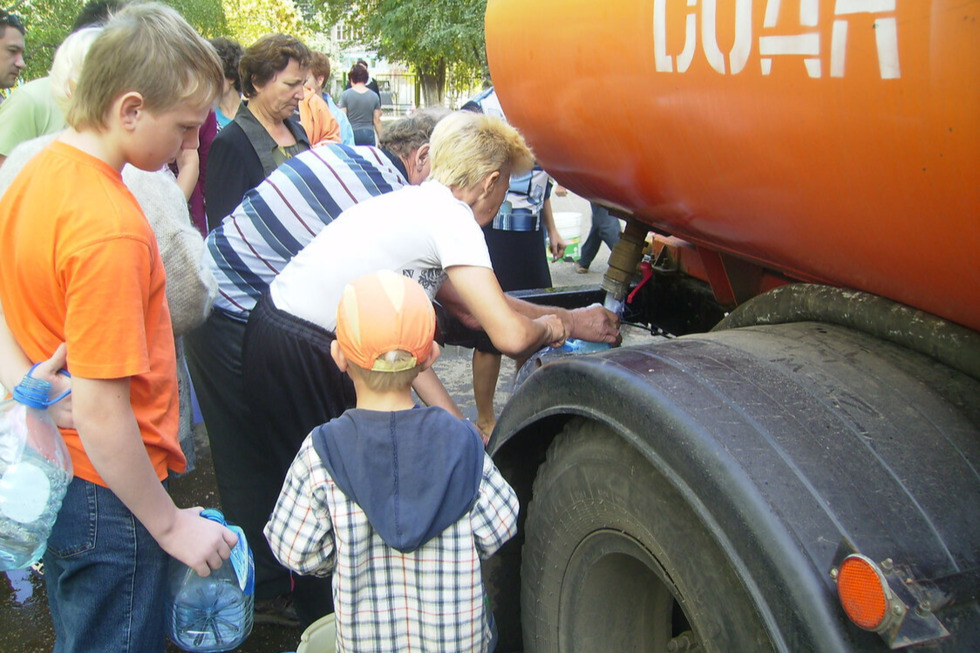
left=0, top=10, right=25, bottom=105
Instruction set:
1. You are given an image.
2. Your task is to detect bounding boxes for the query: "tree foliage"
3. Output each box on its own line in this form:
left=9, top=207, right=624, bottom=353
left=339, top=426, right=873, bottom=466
left=9, top=0, right=489, bottom=105
left=221, top=0, right=309, bottom=47
left=10, top=0, right=77, bottom=81
left=11, top=0, right=226, bottom=82
left=311, top=0, right=488, bottom=105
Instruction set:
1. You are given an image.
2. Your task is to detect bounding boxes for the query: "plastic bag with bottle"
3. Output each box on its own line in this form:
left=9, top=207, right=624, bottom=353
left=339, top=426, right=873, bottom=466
left=0, top=365, right=73, bottom=571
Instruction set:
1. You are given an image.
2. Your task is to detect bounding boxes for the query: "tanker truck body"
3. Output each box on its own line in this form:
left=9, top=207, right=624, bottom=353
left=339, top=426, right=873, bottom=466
left=481, top=1, right=980, bottom=651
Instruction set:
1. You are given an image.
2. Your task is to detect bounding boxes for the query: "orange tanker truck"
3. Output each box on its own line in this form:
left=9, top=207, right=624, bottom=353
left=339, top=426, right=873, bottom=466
left=481, top=1, right=979, bottom=651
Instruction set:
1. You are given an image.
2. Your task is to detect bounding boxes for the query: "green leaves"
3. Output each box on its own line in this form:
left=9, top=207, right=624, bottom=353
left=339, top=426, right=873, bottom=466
left=307, top=0, right=488, bottom=104
left=12, top=0, right=488, bottom=105
left=13, top=0, right=226, bottom=81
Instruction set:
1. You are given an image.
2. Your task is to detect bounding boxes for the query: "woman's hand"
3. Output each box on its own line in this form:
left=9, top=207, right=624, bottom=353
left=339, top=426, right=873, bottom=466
left=568, top=304, right=622, bottom=345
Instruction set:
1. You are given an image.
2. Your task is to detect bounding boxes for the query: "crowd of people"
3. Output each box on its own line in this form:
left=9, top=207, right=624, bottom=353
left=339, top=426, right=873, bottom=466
left=0, top=2, right=621, bottom=652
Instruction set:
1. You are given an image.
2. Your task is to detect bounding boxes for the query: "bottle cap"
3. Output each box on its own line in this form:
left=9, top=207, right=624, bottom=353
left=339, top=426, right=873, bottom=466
left=12, top=374, right=52, bottom=410
left=10, top=363, right=71, bottom=409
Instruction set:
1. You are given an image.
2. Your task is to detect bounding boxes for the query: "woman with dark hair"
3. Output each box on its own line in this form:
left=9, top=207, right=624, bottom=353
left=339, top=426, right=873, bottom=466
left=338, top=63, right=383, bottom=146
left=204, top=33, right=311, bottom=230
left=209, top=36, right=244, bottom=129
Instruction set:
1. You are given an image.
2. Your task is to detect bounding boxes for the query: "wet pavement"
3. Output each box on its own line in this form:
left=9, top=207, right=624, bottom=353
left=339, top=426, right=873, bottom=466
left=0, top=193, right=622, bottom=652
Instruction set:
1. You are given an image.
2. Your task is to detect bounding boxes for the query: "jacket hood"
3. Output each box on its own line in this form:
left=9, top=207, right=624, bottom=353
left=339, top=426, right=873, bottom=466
left=312, top=406, right=484, bottom=552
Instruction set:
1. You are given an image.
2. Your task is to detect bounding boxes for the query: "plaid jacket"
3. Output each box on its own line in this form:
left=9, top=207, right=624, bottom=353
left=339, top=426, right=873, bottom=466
left=265, top=433, right=519, bottom=652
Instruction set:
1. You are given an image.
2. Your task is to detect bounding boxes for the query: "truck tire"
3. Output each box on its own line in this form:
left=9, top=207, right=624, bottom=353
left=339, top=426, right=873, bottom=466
left=521, top=419, right=775, bottom=653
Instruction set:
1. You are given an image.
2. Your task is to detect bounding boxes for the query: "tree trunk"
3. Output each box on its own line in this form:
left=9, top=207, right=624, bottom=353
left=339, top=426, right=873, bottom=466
left=417, top=59, right=447, bottom=106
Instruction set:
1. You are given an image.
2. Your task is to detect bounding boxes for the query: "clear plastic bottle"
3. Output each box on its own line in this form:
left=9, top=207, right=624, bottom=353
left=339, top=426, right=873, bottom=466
left=169, top=508, right=255, bottom=652
left=0, top=368, right=73, bottom=571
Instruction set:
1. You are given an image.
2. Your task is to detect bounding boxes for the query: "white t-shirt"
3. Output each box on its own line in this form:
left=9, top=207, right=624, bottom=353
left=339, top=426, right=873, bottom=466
left=270, top=180, right=492, bottom=331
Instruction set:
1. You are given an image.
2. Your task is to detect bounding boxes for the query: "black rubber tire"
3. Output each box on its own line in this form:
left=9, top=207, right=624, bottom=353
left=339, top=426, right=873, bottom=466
left=521, top=419, right=775, bottom=653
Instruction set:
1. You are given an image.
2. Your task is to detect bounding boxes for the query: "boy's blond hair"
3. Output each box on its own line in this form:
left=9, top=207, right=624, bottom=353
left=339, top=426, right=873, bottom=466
left=428, top=111, right=534, bottom=190
left=346, top=352, right=423, bottom=393
left=65, top=2, right=223, bottom=130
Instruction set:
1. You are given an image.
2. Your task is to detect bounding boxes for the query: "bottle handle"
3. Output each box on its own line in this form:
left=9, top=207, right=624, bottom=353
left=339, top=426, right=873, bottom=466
left=26, top=362, right=72, bottom=405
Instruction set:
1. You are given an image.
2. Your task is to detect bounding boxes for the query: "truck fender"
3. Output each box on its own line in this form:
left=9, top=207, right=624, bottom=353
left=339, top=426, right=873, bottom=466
left=488, top=321, right=980, bottom=652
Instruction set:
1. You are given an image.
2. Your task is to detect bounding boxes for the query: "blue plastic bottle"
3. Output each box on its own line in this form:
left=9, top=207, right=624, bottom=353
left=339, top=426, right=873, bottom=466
left=0, top=367, right=73, bottom=571
left=514, top=338, right=613, bottom=389
left=561, top=338, right=613, bottom=355
left=169, top=508, right=255, bottom=652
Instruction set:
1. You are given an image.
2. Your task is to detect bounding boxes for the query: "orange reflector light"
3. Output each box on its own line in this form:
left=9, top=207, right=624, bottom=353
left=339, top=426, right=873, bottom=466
left=837, top=555, right=889, bottom=631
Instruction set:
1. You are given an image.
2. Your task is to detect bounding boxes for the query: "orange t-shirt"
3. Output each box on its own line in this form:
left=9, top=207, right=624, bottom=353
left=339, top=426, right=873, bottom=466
left=299, top=88, right=342, bottom=147
left=0, top=141, right=183, bottom=485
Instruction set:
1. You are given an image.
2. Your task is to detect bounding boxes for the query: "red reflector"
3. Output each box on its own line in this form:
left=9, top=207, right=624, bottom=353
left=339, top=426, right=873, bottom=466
left=837, top=555, right=888, bottom=630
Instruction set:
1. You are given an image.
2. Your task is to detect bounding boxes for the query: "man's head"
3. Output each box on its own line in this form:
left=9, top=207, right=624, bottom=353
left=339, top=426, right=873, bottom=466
left=379, top=107, right=451, bottom=185
left=332, top=270, right=438, bottom=392
left=428, top=111, right=534, bottom=225
left=0, top=11, right=26, bottom=91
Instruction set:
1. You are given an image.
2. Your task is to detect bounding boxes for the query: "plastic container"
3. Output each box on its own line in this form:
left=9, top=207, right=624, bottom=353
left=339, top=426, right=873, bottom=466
left=548, top=211, right=582, bottom=259
left=0, top=366, right=73, bottom=571
left=514, top=338, right=612, bottom=389
left=168, top=508, right=255, bottom=652
left=296, top=613, right=336, bottom=653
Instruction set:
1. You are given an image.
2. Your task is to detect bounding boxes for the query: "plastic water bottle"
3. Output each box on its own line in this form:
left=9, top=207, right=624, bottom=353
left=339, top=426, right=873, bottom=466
left=562, top=338, right=613, bottom=355
left=169, top=508, right=254, bottom=652
left=0, top=366, right=73, bottom=571
left=514, top=338, right=613, bottom=388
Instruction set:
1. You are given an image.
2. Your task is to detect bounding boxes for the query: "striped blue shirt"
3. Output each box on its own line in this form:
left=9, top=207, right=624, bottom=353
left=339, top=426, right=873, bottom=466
left=206, top=144, right=407, bottom=316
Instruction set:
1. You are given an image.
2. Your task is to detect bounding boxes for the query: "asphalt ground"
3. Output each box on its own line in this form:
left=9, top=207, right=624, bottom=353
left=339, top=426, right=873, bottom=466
left=0, top=192, right=623, bottom=652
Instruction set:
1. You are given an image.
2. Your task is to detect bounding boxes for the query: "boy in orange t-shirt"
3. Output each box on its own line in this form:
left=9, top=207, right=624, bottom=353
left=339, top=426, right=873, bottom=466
left=0, top=5, right=239, bottom=651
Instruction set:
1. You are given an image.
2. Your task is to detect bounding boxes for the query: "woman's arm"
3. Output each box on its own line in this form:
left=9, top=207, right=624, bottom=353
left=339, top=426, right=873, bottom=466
left=373, top=108, right=384, bottom=143
left=438, top=273, right=621, bottom=346
left=173, top=148, right=199, bottom=202
left=445, top=265, right=566, bottom=358
left=540, top=197, right=567, bottom=261
left=411, top=366, right=463, bottom=418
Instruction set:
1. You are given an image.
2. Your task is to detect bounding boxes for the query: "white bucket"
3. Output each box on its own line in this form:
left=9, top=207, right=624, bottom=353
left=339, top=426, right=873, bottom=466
left=549, top=211, right=582, bottom=259
left=296, top=613, right=336, bottom=653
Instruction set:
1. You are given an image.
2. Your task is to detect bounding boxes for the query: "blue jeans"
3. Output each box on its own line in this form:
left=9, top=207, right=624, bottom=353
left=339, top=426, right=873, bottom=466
left=578, top=202, right=622, bottom=269
left=352, top=127, right=376, bottom=146
left=44, top=477, right=170, bottom=653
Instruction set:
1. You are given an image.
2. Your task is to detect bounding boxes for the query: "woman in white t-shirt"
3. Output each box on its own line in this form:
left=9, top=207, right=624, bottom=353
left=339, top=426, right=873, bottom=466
left=243, top=112, right=621, bottom=440
left=238, top=113, right=621, bottom=626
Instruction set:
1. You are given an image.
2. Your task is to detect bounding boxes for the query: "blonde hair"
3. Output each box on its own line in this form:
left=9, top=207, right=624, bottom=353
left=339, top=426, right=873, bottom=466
left=346, top=350, right=422, bottom=392
left=65, top=2, right=223, bottom=130
left=428, top=111, right=534, bottom=190
left=49, top=26, right=102, bottom=115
